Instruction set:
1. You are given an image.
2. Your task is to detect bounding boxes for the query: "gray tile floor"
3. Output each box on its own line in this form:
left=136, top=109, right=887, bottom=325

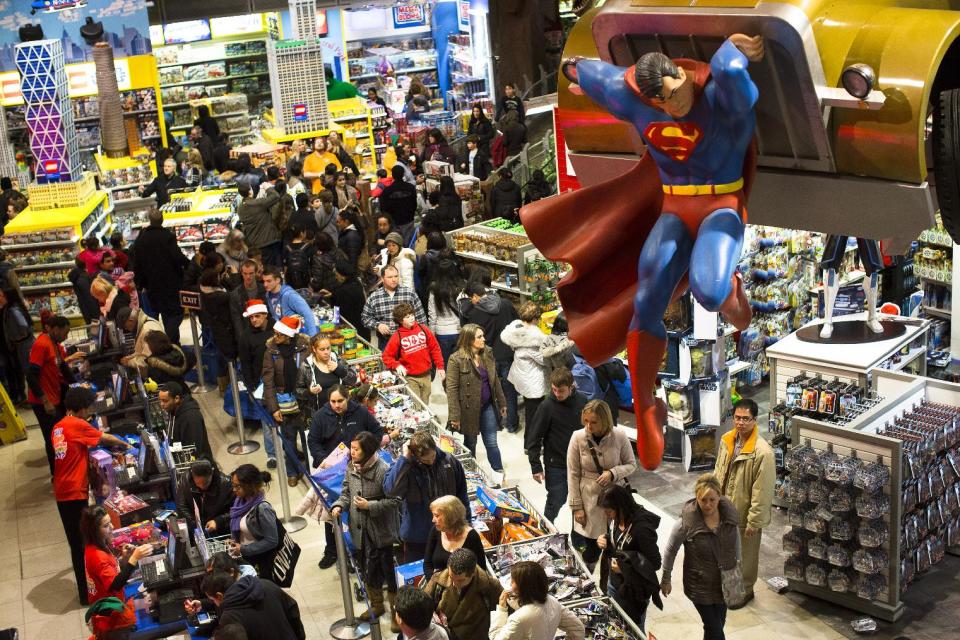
left=1, top=376, right=957, bottom=639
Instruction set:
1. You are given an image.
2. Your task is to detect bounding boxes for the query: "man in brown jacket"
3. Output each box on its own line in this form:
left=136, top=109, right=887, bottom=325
left=424, top=548, right=502, bottom=640
left=713, top=398, right=775, bottom=606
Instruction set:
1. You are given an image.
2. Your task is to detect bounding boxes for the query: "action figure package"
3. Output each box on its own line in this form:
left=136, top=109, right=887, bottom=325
left=662, top=378, right=698, bottom=427
left=565, top=598, right=644, bottom=640
left=486, top=534, right=597, bottom=602
left=476, top=486, right=532, bottom=523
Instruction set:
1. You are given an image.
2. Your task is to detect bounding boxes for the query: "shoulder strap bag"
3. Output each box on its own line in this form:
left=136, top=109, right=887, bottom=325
left=586, top=437, right=634, bottom=494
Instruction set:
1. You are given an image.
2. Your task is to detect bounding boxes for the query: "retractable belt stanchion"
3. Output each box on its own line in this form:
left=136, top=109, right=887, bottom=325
left=330, top=514, right=372, bottom=640
left=226, top=361, right=259, bottom=455
left=186, top=309, right=206, bottom=390
left=270, top=420, right=307, bottom=533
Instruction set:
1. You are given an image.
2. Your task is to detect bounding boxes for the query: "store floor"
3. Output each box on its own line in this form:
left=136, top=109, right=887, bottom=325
left=2, top=380, right=958, bottom=639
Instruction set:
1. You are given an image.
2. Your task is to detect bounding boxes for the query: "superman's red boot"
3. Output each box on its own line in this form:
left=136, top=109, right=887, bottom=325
left=626, top=330, right=667, bottom=471
left=719, top=272, right=752, bottom=331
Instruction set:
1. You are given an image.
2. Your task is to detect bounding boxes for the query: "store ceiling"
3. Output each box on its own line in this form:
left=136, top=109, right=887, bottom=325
left=148, top=0, right=406, bottom=23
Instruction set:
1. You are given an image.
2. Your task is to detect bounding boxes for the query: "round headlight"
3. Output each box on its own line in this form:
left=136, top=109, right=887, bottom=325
left=841, top=64, right=876, bottom=100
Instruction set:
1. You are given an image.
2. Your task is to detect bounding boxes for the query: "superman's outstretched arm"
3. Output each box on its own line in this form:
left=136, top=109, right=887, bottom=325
left=709, top=35, right=764, bottom=118
left=561, top=58, right=637, bottom=123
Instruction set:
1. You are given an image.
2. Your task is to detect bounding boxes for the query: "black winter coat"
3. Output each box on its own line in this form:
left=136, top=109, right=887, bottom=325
left=601, top=507, right=664, bottom=615
left=171, top=395, right=213, bottom=462
left=229, top=283, right=267, bottom=345
left=467, top=118, right=494, bottom=150
left=338, top=228, right=364, bottom=269
left=237, top=324, right=271, bottom=390
left=457, top=148, right=493, bottom=181
left=175, top=467, right=233, bottom=534
left=141, top=173, right=187, bottom=206
left=308, top=400, right=383, bottom=464
left=330, top=277, right=368, bottom=341
left=490, top=178, right=523, bottom=221
left=132, top=224, right=190, bottom=308
left=309, top=249, right=347, bottom=294
left=525, top=391, right=588, bottom=473
left=218, top=575, right=306, bottom=640
left=379, top=180, right=418, bottom=226
left=199, top=288, right=238, bottom=360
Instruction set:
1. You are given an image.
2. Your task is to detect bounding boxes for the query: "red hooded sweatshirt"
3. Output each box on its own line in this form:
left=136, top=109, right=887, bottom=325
left=382, top=322, right=444, bottom=376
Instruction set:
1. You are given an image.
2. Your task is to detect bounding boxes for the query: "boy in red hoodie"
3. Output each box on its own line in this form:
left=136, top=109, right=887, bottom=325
left=370, top=168, right=395, bottom=198
left=382, top=302, right=444, bottom=404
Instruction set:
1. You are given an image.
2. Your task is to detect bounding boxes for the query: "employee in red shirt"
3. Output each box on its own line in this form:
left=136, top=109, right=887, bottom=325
left=80, top=504, right=153, bottom=606
left=381, top=302, right=444, bottom=405
left=53, top=385, right=132, bottom=605
left=27, top=314, right=84, bottom=475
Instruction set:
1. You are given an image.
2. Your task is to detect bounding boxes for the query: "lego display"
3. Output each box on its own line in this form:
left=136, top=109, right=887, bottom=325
left=267, top=0, right=331, bottom=136
left=91, top=42, right=129, bottom=158
left=15, top=38, right=82, bottom=183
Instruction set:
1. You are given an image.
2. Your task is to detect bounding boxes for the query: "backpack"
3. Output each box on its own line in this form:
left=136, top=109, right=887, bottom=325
left=284, top=244, right=311, bottom=289
left=571, top=352, right=601, bottom=400
left=271, top=193, right=295, bottom=233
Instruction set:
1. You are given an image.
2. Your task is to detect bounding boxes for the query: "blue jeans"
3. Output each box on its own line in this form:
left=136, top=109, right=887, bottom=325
left=462, top=404, right=504, bottom=471
left=543, top=466, right=568, bottom=523
left=496, top=360, right=519, bottom=431
left=262, top=419, right=276, bottom=460
left=694, top=603, right=727, bottom=640
left=437, top=334, right=458, bottom=370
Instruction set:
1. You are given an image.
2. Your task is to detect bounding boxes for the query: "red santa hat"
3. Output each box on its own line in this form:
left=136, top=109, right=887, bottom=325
left=242, top=299, right=268, bottom=317
left=273, top=316, right=302, bottom=337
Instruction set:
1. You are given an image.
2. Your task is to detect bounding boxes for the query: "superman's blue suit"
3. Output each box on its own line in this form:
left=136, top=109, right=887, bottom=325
left=521, top=38, right=759, bottom=470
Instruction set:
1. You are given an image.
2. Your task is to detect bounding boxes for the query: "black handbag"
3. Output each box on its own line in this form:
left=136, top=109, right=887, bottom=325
left=247, top=504, right=302, bottom=587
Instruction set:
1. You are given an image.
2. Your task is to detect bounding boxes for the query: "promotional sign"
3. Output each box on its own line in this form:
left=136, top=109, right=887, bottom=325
left=393, top=4, right=427, bottom=29
left=210, top=15, right=265, bottom=39
left=458, top=0, right=471, bottom=30
left=163, top=19, right=212, bottom=45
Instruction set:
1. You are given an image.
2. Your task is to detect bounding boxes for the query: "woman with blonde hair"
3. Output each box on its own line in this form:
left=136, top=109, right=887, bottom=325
left=183, top=148, right=205, bottom=187
left=89, top=275, right=130, bottom=321
left=445, top=323, right=506, bottom=480
left=660, top=473, right=740, bottom=640
left=218, top=229, right=248, bottom=274
left=566, top=399, right=637, bottom=570
left=423, top=494, right=487, bottom=582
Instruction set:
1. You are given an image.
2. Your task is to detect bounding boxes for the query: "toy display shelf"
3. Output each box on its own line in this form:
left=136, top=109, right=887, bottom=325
left=765, top=313, right=931, bottom=406
left=3, top=190, right=111, bottom=240
left=328, top=97, right=379, bottom=174
left=785, top=370, right=960, bottom=622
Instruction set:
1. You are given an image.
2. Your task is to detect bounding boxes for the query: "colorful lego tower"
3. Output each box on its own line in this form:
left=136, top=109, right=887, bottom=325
left=267, top=0, right=330, bottom=135
left=15, top=39, right=82, bottom=183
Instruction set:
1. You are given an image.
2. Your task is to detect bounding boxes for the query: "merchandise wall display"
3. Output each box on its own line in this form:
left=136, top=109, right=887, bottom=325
left=782, top=370, right=960, bottom=622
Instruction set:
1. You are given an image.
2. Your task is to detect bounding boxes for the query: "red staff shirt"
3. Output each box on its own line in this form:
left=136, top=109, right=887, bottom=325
left=52, top=415, right=102, bottom=501
left=27, top=333, right=67, bottom=406
left=85, top=544, right=123, bottom=603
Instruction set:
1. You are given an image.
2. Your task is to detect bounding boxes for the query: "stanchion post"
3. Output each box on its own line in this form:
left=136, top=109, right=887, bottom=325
left=226, top=361, right=259, bottom=455
left=188, top=311, right=206, bottom=389
left=270, top=422, right=307, bottom=533
left=330, top=516, right=370, bottom=640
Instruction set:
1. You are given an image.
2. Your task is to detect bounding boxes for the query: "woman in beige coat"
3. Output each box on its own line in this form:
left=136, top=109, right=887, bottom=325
left=567, top=399, right=637, bottom=569
left=446, top=323, right=507, bottom=477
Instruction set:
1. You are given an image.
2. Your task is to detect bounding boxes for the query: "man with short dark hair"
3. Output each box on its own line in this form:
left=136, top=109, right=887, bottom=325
left=458, top=134, right=492, bottom=181
left=131, top=208, right=190, bottom=343
left=236, top=298, right=276, bottom=467
left=262, top=265, right=318, bottom=337
left=526, top=367, right=587, bottom=523
left=158, top=381, right=213, bottom=462
left=27, top=315, right=84, bottom=475
left=393, top=585, right=449, bottom=640
left=713, top=397, right=774, bottom=606
left=237, top=182, right=282, bottom=267
left=379, top=165, right=418, bottom=244
left=360, top=264, right=425, bottom=350
left=229, top=259, right=266, bottom=339
left=424, top=547, right=502, bottom=640
left=202, top=570, right=305, bottom=640
left=175, top=459, right=233, bottom=535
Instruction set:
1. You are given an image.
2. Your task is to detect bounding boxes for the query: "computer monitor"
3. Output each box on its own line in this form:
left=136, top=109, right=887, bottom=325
left=136, top=439, right=147, bottom=474
left=166, top=528, right=177, bottom=570
left=195, top=526, right=210, bottom=566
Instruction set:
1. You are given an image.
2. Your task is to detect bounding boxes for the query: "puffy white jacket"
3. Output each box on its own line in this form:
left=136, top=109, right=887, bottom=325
left=379, top=247, right=416, bottom=290
left=490, top=595, right=585, bottom=640
left=499, top=320, right=550, bottom=399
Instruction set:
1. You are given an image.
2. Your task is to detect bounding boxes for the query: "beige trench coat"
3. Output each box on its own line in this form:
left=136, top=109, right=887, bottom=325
left=566, top=427, right=637, bottom=539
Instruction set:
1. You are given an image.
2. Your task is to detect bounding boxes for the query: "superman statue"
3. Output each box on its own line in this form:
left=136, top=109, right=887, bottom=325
left=520, top=34, right=764, bottom=470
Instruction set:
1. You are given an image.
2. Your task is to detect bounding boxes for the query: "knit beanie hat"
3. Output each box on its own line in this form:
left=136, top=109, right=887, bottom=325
left=274, top=316, right=302, bottom=337
left=384, top=231, right=404, bottom=247
left=243, top=298, right=268, bottom=317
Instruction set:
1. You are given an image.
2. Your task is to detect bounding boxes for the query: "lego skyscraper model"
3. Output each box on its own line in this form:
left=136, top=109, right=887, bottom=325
left=15, top=39, right=82, bottom=183
left=267, top=0, right=331, bottom=136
